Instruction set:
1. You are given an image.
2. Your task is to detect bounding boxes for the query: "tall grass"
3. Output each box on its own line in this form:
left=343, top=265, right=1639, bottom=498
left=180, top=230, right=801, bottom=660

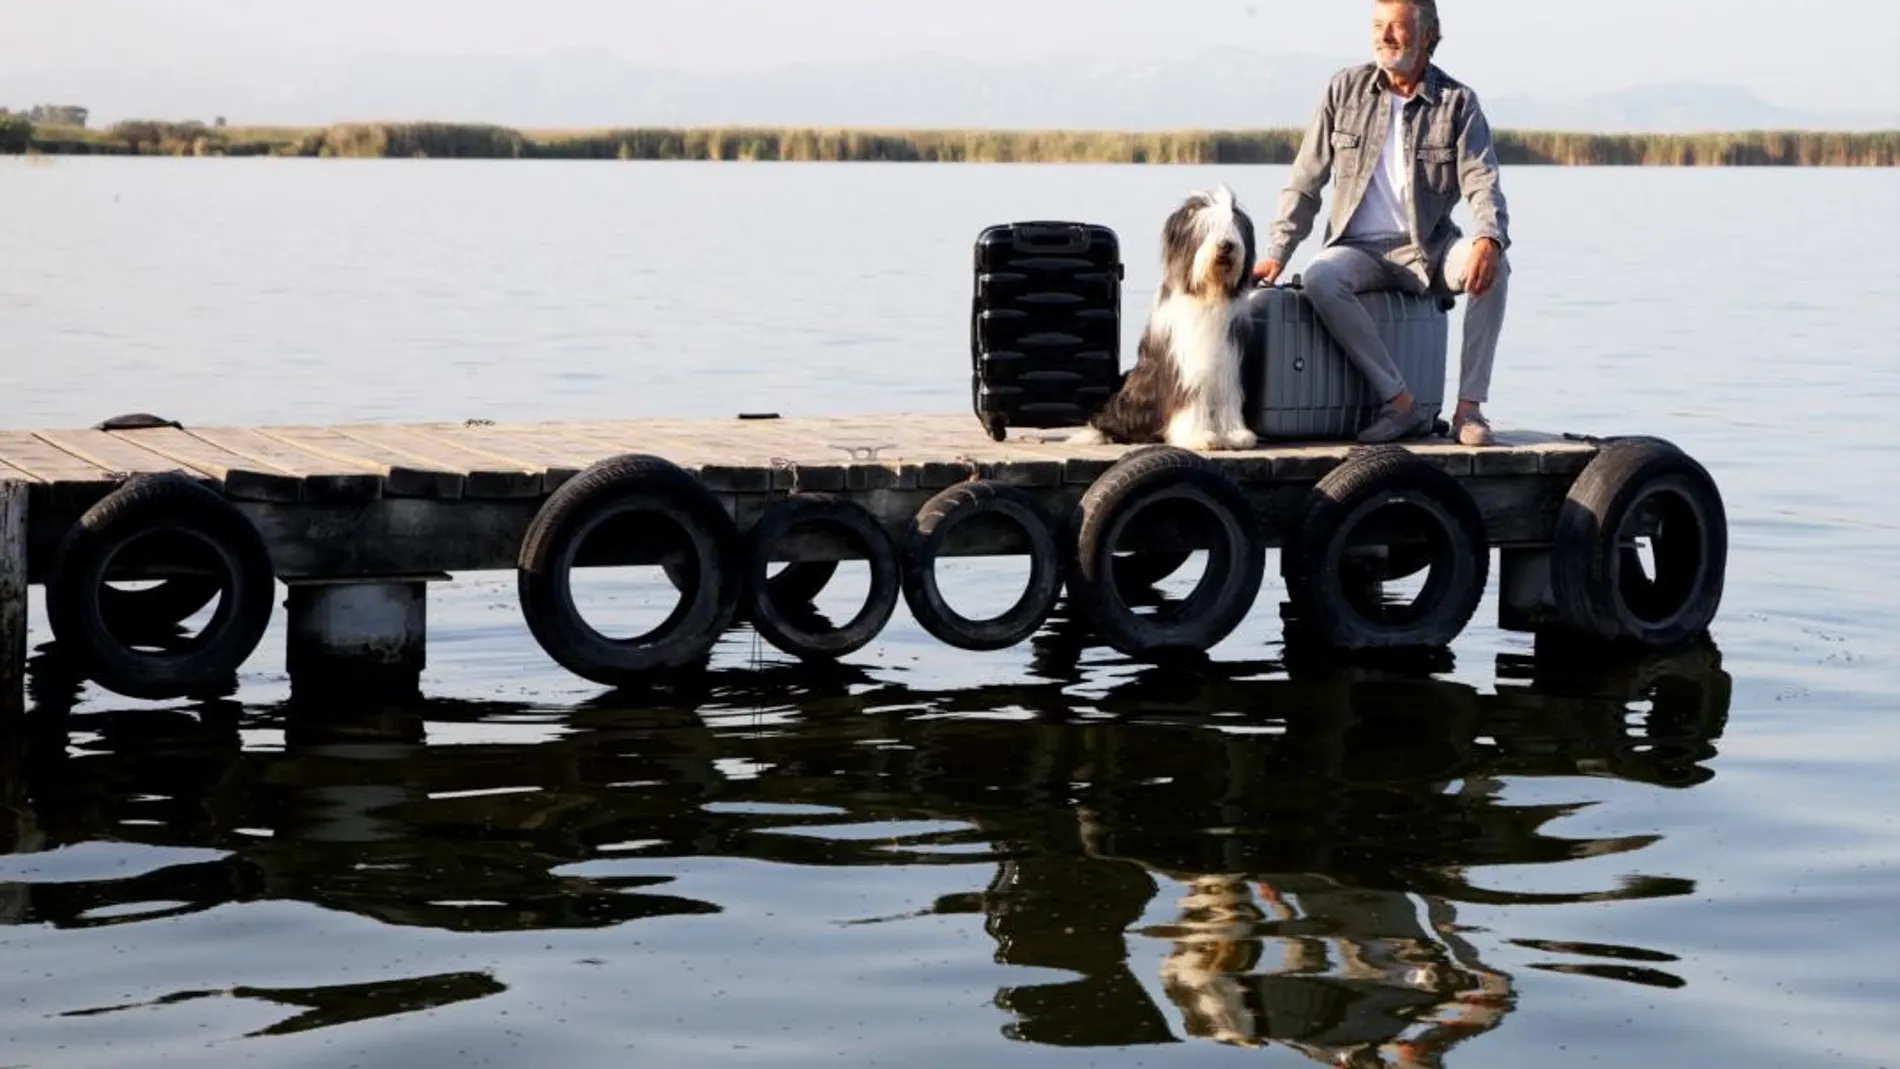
left=19, top=121, right=1899, bottom=166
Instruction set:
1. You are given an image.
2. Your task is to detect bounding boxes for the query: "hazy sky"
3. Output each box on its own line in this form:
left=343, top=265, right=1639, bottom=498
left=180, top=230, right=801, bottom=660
left=14, top=0, right=1899, bottom=111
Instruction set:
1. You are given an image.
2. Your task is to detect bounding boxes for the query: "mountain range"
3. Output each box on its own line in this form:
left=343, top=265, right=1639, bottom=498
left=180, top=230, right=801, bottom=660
left=5, top=49, right=1894, bottom=133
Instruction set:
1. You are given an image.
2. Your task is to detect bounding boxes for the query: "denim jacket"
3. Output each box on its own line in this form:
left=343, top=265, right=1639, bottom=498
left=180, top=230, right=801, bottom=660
left=1265, top=62, right=1511, bottom=281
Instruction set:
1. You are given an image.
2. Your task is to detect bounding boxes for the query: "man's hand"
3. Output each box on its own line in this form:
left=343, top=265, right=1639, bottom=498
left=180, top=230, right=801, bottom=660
left=1252, top=259, right=1284, bottom=284
left=1466, top=238, right=1502, bottom=297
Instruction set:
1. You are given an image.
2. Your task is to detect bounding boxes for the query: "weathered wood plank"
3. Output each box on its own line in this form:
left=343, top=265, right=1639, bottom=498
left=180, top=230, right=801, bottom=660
left=254, top=426, right=465, bottom=499
left=104, top=427, right=302, bottom=502
left=397, top=424, right=591, bottom=491
left=0, top=432, right=117, bottom=506
left=33, top=430, right=217, bottom=485
left=1, top=480, right=26, bottom=717
left=0, top=459, right=46, bottom=486
left=331, top=425, right=541, bottom=499
left=174, top=426, right=383, bottom=503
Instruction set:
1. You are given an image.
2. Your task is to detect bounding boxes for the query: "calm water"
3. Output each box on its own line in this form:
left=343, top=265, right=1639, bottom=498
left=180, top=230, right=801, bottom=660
left=2, top=156, right=1898, bottom=1068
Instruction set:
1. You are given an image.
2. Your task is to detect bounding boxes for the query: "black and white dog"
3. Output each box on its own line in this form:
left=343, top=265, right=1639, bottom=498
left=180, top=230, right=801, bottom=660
left=1071, top=185, right=1258, bottom=452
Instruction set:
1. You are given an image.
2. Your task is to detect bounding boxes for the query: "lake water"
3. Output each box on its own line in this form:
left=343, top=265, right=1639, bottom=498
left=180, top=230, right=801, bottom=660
left=2, top=156, right=1898, bottom=1068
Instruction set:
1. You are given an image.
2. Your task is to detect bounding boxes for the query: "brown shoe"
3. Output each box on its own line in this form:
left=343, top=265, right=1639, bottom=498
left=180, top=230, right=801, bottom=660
left=1358, top=401, right=1434, bottom=444
left=1454, top=412, right=1495, bottom=447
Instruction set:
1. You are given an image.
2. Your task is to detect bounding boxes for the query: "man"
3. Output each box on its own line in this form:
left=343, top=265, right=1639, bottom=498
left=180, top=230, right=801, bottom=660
left=1254, top=0, right=1511, bottom=446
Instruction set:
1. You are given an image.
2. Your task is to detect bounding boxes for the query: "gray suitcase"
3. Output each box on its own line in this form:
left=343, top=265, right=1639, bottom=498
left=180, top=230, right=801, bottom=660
left=1242, top=280, right=1450, bottom=441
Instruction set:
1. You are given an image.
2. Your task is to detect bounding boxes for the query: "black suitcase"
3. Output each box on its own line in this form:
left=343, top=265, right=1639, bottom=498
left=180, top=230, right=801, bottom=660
left=970, top=221, right=1123, bottom=441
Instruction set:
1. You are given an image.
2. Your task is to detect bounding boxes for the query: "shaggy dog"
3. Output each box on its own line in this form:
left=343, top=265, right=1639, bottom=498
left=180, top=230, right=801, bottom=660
left=1071, top=185, right=1259, bottom=451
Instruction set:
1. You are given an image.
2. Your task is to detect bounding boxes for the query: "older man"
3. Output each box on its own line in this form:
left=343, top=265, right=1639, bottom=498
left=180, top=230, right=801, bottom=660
left=1254, top=0, right=1511, bottom=446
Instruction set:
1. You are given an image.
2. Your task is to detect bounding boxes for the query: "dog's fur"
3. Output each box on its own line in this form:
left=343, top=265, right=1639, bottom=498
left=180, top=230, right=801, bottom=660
left=1070, top=185, right=1259, bottom=452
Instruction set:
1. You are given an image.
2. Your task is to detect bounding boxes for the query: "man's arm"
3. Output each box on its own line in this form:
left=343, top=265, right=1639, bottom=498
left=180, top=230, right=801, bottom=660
left=1456, top=91, right=1510, bottom=251
left=1264, top=83, right=1338, bottom=266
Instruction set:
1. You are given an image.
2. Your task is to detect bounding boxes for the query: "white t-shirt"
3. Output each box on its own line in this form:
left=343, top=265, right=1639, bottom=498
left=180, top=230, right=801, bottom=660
left=1342, top=91, right=1412, bottom=240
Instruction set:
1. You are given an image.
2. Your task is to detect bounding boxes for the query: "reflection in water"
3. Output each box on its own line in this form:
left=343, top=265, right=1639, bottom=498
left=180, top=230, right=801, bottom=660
left=57, top=971, right=507, bottom=1037
left=1, top=623, right=1731, bottom=1062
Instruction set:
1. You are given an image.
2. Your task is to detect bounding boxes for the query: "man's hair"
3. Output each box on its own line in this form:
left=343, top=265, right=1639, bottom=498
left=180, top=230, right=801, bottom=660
left=1378, top=0, right=1443, bottom=55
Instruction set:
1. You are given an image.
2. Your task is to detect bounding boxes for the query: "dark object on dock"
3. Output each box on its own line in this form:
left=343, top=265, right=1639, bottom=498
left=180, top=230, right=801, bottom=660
left=94, top=412, right=184, bottom=431
left=0, top=413, right=1730, bottom=707
left=970, top=221, right=1124, bottom=443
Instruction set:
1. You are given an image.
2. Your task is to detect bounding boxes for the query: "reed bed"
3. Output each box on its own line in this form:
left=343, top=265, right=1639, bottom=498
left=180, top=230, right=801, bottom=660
left=8, top=121, right=1895, bottom=166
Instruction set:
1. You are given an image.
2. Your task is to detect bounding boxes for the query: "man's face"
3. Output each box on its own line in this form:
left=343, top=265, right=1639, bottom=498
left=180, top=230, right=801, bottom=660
left=1372, top=2, right=1423, bottom=74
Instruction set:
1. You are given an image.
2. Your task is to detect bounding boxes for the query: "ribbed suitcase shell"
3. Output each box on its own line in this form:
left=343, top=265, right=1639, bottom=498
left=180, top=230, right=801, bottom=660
left=1242, top=283, right=1450, bottom=440
left=970, top=221, right=1123, bottom=441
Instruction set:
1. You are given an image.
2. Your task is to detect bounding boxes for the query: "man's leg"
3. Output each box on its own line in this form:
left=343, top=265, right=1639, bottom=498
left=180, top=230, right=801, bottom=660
left=1303, top=243, right=1433, bottom=443
left=1435, top=237, right=1512, bottom=445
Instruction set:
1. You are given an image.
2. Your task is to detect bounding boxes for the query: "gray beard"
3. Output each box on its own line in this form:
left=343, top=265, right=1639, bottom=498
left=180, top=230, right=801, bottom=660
left=1376, top=47, right=1419, bottom=74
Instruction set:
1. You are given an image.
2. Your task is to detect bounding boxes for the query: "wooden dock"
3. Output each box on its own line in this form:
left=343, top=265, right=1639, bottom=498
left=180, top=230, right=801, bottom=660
left=0, top=412, right=1728, bottom=707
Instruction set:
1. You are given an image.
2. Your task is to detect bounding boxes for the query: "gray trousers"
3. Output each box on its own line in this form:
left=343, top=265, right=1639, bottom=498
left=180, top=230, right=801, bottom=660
left=1302, top=234, right=1510, bottom=405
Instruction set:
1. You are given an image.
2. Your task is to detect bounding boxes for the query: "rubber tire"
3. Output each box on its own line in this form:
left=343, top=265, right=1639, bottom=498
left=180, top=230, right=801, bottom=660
left=1550, top=437, right=1727, bottom=647
left=1090, top=445, right=1193, bottom=594
left=1284, top=445, right=1489, bottom=651
left=100, top=577, right=222, bottom=636
left=746, top=493, right=900, bottom=660
left=1111, top=550, right=1192, bottom=590
left=517, top=453, right=742, bottom=685
left=663, top=558, right=838, bottom=619
left=1068, top=446, right=1265, bottom=656
left=901, top=480, right=1062, bottom=651
left=47, top=472, right=276, bottom=700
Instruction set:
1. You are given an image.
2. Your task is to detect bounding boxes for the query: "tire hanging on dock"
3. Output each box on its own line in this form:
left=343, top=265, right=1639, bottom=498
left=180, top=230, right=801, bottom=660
left=663, top=559, right=838, bottom=624
left=901, top=479, right=1063, bottom=651
left=1549, top=436, right=1727, bottom=648
left=745, top=493, right=901, bottom=661
left=99, top=576, right=223, bottom=637
left=1283, top=445, right=1489, bottom=651
left=46, top=472, right=277, bottom=701
left=1087, top=444, right=1195, bottom=595
left=516, top=453, right=743, bottom=685
left=1067, top=446, right=1264, bottom=657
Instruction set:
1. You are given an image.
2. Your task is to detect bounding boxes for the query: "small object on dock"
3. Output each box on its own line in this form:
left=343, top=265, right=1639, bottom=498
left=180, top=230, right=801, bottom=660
left=826, top=442, right=897, bottom=461
left=94, top=413, right=182, bottom=431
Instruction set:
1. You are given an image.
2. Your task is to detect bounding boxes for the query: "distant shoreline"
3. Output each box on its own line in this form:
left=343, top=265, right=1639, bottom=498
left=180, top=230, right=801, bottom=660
left=5, top=120, right=1896, bottom=166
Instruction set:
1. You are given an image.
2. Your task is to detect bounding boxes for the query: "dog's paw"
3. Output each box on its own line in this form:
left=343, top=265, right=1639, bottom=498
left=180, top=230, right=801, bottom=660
left=1219, top=428, right=1258, bottom=451
left=1167, top=432, right=1220, bottom=452
left=1067, top=426, right=1109, bottom=446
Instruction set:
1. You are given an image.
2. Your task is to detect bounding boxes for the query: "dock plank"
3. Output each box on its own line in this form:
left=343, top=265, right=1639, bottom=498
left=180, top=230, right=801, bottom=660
left=105, top=427, right=303, bottom=502
left=331, top=424, right=542, bottom=499
left=32, top=430, right=217, bottom=484
left=177, top=426, right=384, bottom=503
left=0, top=431, right=116, bottom=505
left=256, top=426, right=466, bottom=500
left=561, top=420, right=920, bottom=492
left=402, top=423, right=603, bottom=490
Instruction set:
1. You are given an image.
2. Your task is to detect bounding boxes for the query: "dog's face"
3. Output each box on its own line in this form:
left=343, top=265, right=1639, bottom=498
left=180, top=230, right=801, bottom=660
left=1159, top=185, right=1257, bottom=303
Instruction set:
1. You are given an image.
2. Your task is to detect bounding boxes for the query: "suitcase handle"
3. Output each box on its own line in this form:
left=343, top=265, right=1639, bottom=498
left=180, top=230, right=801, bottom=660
left=1010, top=223, right=1092, bottom=254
